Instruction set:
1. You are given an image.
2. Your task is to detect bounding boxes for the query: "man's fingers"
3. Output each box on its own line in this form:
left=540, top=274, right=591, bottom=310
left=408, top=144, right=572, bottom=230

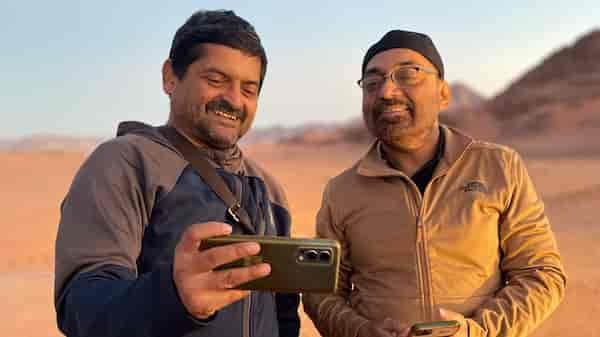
left=194, top=242, right=261, bottom=272
left=178, top=222, right=232, bottom=253
left=211, top=263, right=271, bottom=289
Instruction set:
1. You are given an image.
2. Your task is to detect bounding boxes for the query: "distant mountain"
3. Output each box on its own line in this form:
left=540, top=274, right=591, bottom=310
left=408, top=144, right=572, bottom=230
left=487, top=29, right=600, bottom=138
left=2, top=134, right=105, bottom=153
left=439, top=82, right=498, bottom=140
left=241, top=126, right=294, bottom=144
left=242, top=123, right=340, bottom=145
left=279, top=119, right=371, bottom=145
left=0, top=139, right=11, bottom=150
left=444, top=82, right=486, bottom=115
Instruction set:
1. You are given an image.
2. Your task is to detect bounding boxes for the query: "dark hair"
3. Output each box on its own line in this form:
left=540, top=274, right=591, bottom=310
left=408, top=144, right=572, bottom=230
left=169, top=10, right=267, bottom=88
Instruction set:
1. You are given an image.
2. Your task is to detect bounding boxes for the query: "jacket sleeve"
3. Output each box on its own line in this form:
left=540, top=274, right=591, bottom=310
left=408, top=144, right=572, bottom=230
left=54, top=140, right=205, bottom=337
left=466, top=151, right=567, bottom=337
left=302, top=182, right=369, bottom=337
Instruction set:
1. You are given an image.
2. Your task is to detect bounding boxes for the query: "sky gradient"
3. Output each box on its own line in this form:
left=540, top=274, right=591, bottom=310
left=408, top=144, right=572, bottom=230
left=2, top=1, right=599, bottom=138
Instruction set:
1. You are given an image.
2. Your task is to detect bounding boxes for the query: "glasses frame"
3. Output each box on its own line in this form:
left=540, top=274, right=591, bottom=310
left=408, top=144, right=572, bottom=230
left=357, top=64, right=439, bottom=91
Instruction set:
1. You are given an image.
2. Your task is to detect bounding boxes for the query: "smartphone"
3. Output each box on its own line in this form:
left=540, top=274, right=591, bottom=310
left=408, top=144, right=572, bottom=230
left=411, top=320, right=460, bottom=337
left=198, top=235, right=341, bottom=293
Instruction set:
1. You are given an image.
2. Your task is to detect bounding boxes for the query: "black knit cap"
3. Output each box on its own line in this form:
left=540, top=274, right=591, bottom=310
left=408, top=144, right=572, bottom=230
left=362, top=30, right=444, bottom=79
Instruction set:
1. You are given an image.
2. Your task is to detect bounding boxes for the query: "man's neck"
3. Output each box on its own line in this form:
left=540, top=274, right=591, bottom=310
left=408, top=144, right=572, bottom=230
left=381, top=126, right=440, bottom=177
left=165, top=122, right=244, bottom=173
left=176, top=127, right=208, bottom=150
left=165, top=120, right=208, bottom=150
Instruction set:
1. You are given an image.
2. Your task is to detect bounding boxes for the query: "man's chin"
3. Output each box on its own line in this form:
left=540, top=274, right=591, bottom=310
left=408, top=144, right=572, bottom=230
left=208, top=136, right=239, bottom=150
left=196, top=130, right=239, bottom=150
left=378, top=128, right=425, bottom=151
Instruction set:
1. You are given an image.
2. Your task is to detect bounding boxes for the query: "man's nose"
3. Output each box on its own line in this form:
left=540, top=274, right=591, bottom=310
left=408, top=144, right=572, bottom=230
left=378, top=77, right=407, bottom=100
left=222, top=83, right=244, bottom=111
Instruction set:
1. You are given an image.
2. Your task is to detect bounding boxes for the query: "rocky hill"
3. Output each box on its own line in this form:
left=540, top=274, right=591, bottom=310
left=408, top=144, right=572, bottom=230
left=444, top=82, right=486, bottom=115
left=487, top=29, right=600, bottom=138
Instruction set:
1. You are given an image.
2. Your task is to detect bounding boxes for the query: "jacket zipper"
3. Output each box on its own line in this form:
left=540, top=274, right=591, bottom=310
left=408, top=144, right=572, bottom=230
left=418, top=172, right=450, bottom=321
left=408, top=176, right=427, bottom=322
left=413, top=178, right=438, bottom=321
left=415, top=213, right=432, bottom=321
left=243, top=294, right=251, bottom=337
left=417, top=214, right=434, bottom=320
left=410, top=136, right=473, bottom=321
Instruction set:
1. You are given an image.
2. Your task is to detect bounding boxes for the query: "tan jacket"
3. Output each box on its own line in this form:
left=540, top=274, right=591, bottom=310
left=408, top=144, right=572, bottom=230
left=303, top=126, right=566, bottom=337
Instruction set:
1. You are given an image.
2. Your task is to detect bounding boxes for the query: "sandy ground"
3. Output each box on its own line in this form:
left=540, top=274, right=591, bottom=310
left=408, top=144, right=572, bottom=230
left=0, top=144, right=598, bottom=337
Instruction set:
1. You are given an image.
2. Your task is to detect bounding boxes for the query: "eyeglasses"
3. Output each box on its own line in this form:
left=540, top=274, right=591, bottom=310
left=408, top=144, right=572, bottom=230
left=357, top=65, right=439, bottom=93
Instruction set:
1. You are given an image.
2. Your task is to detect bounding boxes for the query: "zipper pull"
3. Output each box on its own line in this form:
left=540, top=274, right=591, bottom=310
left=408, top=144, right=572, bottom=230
left=416, top=216, right=423, bottom=242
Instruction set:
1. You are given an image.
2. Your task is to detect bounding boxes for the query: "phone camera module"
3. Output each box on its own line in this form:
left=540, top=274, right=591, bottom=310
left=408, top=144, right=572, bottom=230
left=305, top=249, right=319, bottom=261
left=319, top=250, right=332, bottom=263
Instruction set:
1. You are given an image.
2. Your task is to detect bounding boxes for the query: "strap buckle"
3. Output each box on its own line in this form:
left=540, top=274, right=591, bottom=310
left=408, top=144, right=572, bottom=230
left=227, top=204, right=241, bottom=223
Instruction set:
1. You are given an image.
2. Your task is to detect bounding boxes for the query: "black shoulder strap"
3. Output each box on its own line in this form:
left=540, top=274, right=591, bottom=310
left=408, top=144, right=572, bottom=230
left=158, top=126, right=255, bottom=234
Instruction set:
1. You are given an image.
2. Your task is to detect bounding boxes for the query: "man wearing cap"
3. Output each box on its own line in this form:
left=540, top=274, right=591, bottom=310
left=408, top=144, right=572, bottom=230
left=303, top=30, right=566, bottom=337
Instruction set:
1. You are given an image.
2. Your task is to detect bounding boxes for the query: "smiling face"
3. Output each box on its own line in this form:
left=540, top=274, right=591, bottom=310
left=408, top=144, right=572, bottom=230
left=362, top=48, right=450, bottom=152
left=163, top=43, right=262, bottom=150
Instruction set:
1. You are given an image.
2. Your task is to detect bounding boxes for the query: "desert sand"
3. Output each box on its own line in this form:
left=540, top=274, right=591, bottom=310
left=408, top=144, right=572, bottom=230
left=1, top=143, right=598, bottom=337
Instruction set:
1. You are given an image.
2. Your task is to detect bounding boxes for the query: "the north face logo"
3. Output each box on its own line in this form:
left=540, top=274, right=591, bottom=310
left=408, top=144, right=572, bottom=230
left=462, top=181, right=488, bottom=193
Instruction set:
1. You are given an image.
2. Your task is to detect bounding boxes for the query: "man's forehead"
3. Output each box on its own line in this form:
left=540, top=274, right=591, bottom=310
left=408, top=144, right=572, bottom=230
left=364, top=48, right=434, bottom=72
left=193, top=43, right=261, bottom=80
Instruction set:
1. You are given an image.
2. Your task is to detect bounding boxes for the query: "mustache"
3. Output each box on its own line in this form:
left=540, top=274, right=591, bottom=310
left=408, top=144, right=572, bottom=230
left=372, top=99, right=414, bottom=121
left=206, top=98, right=247, bottom=121
left=373, top=99, right=414, bottom=114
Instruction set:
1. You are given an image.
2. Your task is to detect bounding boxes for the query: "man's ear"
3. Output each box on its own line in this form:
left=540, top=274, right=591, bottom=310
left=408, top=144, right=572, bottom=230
left=162, top=59, right=177, bottom=96
left=439, top=80, right=451, bottom=111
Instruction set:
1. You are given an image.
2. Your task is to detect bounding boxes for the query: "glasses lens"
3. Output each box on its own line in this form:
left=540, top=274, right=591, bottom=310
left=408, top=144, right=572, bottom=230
left=392, top=67, right=420, bottom=86
left=361, top=75, right=384, bottom=91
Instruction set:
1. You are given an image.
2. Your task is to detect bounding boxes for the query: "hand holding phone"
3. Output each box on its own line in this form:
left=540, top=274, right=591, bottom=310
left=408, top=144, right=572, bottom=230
left=173, top=222, right=270, bottom=319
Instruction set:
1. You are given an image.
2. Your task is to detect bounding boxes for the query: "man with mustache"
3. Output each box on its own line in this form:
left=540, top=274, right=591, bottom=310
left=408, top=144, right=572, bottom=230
left=54, top=10, right=299, bottom=337
left=303, top=30, right=566, bottom=337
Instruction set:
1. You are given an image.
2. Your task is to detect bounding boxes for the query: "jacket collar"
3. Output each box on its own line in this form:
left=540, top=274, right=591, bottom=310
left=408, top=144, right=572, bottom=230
left=356, top=124, right=473, bottom=178
left=116, top=121, right=245, bottom=174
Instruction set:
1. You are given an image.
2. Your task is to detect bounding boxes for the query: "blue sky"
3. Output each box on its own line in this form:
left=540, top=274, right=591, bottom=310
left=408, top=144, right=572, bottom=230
left=1, top=1, right=599, bottom=138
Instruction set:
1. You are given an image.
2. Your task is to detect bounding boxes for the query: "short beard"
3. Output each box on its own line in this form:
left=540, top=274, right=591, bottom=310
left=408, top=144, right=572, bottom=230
left=194, top=121, right=239, bottom=150
left=172, top=98, right=248, bottom=150
left=379, top=121, right=438, bottom=152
